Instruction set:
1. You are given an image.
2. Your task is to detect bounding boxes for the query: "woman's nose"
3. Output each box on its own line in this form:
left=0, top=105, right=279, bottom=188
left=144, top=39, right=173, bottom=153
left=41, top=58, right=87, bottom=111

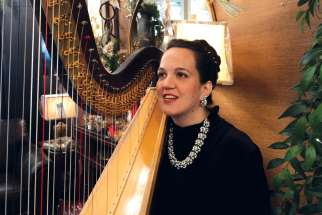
left=161, top=75, right=175, bottom=89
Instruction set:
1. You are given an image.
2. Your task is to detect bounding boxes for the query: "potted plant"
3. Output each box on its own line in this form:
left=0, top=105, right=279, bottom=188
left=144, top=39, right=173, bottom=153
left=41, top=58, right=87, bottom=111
left=268, top=1, right=322, bottom=214
left=135, top=2, right=163, bottom=47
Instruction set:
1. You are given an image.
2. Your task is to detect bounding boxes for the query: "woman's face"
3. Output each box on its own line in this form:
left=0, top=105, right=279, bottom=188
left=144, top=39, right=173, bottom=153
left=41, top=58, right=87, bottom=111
left=156, top=47, right=211, bottom=123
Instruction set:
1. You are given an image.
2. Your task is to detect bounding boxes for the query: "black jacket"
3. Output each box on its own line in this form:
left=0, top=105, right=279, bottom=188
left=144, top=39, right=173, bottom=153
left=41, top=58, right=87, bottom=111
left=150, top=107, right=271, bottom=215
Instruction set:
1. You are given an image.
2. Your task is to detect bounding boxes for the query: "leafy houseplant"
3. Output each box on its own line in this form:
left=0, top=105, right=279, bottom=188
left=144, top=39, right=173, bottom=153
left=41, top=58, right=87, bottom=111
left=267, top=1, right=322, bottom=214
left=135, top=2, right=163, bottom=48
left=99, top=38, right=120, bottom=73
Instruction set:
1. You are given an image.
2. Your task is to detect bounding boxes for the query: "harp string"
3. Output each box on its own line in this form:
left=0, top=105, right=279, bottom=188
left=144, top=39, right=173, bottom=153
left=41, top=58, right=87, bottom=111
left=19, top=0, right=29, bottom=213
left=4, top=1, right=15, bottom=214
left=45, top=1, right=55, bottom=213
left=63, top=1, right=79, bottom=213
left=74, top=13, right=89, bottom=212
left=27, top=0, right=37, bottom=213
left=66, top=2, right=82, bottom=212
left=0, top=0, right=4, bottom=120
left=50, top=1, right=65, bottom=213
left=40, top=0, right=50, bottom=214
left=82, top=36, right=92, bottom=205
left=33, top=0, right=43, bottom=213
left=72, top=12, right=85, bottom=214
left=87, top=60, right=97, bottom=202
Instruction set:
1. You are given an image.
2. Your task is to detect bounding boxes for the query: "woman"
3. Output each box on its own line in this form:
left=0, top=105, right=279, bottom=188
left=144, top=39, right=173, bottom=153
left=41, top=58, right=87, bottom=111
left=150, top=39, right=271, bottom=215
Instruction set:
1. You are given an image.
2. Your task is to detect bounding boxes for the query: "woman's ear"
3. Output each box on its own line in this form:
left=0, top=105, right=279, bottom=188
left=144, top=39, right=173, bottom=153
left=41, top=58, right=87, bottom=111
left=202, top=81, right=213, bottom=97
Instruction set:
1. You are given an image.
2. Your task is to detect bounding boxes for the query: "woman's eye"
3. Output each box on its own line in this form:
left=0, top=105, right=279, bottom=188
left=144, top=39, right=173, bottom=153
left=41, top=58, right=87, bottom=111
left=157, top=72, right=166, bottom=79
left=176, top=72, right=188, bottom=78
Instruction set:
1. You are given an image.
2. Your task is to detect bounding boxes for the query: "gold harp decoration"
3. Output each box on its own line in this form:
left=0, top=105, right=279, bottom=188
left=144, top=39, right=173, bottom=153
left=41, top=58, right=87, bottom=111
left=45, top=0, right=161, bottom=117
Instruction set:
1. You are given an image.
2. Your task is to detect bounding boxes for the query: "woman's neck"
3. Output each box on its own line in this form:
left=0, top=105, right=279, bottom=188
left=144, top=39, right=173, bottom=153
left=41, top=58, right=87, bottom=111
left=171, top=108, right=208, bottom=127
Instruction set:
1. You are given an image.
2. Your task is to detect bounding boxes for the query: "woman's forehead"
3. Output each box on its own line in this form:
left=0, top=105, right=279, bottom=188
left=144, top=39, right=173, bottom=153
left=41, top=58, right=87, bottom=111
left=160, top=48, right=197, bottom=69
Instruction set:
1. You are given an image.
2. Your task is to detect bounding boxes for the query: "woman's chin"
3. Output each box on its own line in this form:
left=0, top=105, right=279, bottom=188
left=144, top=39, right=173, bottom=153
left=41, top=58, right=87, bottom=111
left=160, top=107, right=177, bottom=117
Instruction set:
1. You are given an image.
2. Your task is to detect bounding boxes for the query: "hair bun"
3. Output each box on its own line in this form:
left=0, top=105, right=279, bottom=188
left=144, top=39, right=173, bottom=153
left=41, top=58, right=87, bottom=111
left=195, top=39, right=221, bottom=67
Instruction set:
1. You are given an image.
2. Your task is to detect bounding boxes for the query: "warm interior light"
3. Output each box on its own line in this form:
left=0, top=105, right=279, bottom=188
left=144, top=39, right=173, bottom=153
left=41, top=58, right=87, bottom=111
left=125, top=167, right=150, bottom=215
left=40, top=94, right=78, bottom=140
left=174, top=21, right=234, bottom=85
left=40, top=94, right=78, bottom=121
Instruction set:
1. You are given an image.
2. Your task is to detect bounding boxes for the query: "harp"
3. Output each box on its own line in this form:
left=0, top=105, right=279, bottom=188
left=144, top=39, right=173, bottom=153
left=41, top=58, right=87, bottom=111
left=0, top=0, right=165, bottom=214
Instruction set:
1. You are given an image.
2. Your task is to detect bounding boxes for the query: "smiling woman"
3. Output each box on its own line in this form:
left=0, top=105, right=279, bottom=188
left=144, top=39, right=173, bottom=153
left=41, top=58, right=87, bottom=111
left=150, top=39, right=272, bottom=215
left=156, top=47, right=212, bottom=126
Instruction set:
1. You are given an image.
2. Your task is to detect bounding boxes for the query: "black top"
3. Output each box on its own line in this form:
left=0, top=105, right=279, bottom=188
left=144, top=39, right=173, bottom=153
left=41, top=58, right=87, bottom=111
left=149, top=107, right=271, bottom=215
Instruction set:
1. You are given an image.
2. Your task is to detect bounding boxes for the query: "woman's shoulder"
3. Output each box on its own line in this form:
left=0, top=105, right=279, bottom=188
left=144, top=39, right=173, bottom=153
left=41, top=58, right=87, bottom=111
left=221, top=123, right=259, bottom=154
left=208, top=107, right=259, bottom=155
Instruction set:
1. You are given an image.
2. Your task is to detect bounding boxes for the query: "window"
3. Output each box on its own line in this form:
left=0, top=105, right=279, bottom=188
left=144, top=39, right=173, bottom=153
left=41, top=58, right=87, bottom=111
left=189, top=0, right=211, bottom=21
left=156, top=0, right=211, bottom=21
left=170, top=0, right=185, bottom=20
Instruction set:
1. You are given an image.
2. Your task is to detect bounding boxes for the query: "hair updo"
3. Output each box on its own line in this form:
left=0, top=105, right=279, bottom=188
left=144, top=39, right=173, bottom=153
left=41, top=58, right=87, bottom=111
left=166, top=39, right=221, bottom=106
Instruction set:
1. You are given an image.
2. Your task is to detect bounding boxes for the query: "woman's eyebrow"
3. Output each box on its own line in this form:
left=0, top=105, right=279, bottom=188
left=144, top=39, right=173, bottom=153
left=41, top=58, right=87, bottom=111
left=175, top=67, right=191, bottom=74
left=157, top=67, right=166, bottom=72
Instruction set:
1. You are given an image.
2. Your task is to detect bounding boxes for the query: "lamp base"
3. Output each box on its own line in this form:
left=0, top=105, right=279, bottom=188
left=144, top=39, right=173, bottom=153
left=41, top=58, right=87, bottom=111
left=54, top=121, right=66, bottom=138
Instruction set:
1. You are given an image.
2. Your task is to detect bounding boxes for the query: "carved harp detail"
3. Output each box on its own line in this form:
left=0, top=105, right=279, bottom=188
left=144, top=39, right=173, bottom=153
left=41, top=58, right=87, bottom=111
left=43, top=0, right=162, bottom=116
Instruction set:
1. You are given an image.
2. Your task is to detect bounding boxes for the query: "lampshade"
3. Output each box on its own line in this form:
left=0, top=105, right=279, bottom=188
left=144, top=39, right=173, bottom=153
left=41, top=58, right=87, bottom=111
left=174, top=21, right=233, bottom=85
left=40, top=94, right=78, bottom=121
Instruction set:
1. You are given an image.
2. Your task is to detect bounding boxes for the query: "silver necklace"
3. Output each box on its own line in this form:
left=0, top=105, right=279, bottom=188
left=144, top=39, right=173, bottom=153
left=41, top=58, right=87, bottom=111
left=167, top=118, right=210, bottom=169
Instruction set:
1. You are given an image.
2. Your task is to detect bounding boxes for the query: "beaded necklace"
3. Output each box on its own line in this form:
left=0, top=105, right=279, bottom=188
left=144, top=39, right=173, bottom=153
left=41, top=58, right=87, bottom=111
left=167, top=118, right=210, bottom=169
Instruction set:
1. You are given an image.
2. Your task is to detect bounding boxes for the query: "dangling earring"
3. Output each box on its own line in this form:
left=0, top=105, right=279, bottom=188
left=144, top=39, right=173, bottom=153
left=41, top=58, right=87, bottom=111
left=200, top=96, right=208, bottom=107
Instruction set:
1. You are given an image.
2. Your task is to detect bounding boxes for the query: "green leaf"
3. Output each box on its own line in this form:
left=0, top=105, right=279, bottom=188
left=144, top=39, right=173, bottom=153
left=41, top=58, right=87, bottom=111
left=314, top=103, right=322, bottom=121
left=267, top=158, right=286, bottom=169
left=311, top=184, right=322, bottom=192
left=296, top=10, right=306, bottom=20
left=279, top=103, right=307, bottom=119
left=319, top=66, right=322, bottom=84
left=290, top=159, right=305, bottom=177
left=269, top=141, right=289, bottom=149
left=314, top=167, right=322, bottom=177
left=299, top=19, right=305, bottom=32
left=312, top=176, right=322, bottom=186
left=311, top=138, right=322, bottom=156
left=299, top=203, right=322, bottom=214
left=280, top=119, right=297, bottom=136
left=302, top=65, right=317, bottom=90
left=283, top=189, right=295, bottom=201
left=292, top=116, right=308, bottom=142
left=303, top=144, right=317, bottom=170
left=298, top=0, right=310, bottom=6
left=293, top=82, right=305, bottom=96
left=272, top=208, right=282, bottom=215
left=301, top=48, right=322, bottom=65
left=285, top=145, right=304, bottom=161
left=273, top=169, right=293, bottom=191
left=284, top=198, right=298, bottom=214
left=316, top=24, right=322, bottom=39
left=308, top=104, right=322, bottom=137
left=308, top=0, right=316, bottom=16
left=304, top=184, right=314, bottom=203
left=305, top=12, right=311, bottom=28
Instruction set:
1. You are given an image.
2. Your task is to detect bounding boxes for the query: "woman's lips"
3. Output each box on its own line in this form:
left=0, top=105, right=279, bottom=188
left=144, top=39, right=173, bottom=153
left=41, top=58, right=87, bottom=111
left=162, top=94, right=178, bottom=104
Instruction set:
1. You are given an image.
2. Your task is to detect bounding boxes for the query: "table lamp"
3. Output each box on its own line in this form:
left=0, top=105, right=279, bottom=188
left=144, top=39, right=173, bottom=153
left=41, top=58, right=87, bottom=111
left=174, top=21, right=234, bottom=85
left=40, top=93, right=78, bottom=144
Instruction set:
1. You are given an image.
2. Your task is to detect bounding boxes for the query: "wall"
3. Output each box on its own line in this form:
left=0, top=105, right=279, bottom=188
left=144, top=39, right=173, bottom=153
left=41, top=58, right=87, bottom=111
left=213, top=0, right=316, bottom=185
